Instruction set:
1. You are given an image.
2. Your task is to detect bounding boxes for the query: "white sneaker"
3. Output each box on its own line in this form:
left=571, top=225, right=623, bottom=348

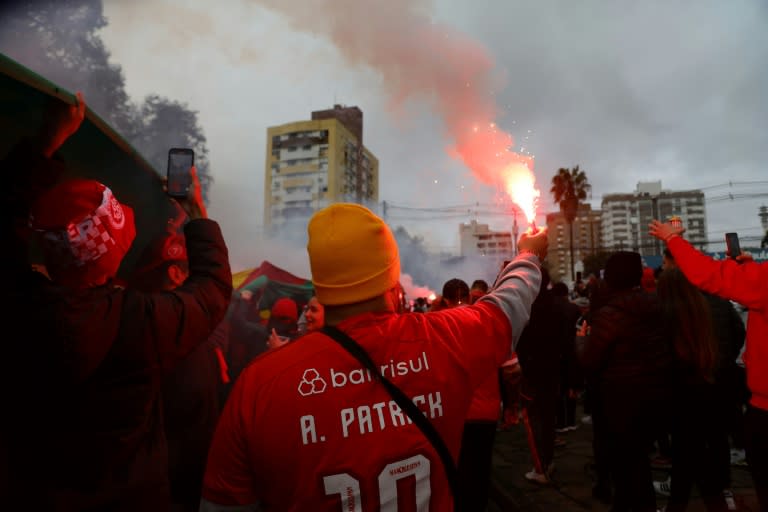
left=723, top=489, right=737, bottom=510
left=653, top=476, right=671, bottom=497
left=730, top=449, right=747, bottom=466
left=525, top=468, right=549, bottom=484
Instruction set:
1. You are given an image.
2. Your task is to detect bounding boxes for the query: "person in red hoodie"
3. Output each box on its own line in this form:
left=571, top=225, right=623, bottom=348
left=650, top=219, right=768, bottom=509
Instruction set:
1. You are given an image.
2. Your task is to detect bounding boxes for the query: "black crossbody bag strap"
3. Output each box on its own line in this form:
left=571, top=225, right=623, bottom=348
left=321, top=325, right=459, bottom=508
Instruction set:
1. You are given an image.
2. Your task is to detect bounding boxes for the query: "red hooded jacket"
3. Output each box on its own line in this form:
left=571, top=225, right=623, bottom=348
left=667, top=236, right=767, bottom=410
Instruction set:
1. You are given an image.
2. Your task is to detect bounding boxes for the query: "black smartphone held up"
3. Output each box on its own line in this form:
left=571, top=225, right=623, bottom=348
left=167, top=148, right=195, bottom=199
left=725, top=232, right=741, bottom=260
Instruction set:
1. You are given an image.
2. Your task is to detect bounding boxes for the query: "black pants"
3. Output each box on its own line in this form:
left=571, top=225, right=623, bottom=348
left=745, top=405, right=768, bottom=510
left=723, top=366, right=749, bottom=450
left=667, top=383, right=729, bottom=512
left=599, top=387, right=665, bottom=512
left=556, top=390, right=577, bottom=429
left=591, top=395, right=612, bottom=492
left=456, top=421, right=498, bottom=512
left=522, top=380, right=559, bottom=471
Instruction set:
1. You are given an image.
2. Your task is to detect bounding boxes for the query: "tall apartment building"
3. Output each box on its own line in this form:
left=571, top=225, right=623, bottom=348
left=459, top=220, right=513, bottom=260
left=601, top=181, right=706, bottom=256
left=545, top=204, right=602, bottom=283
left=264, top=105, right=379, bottom=231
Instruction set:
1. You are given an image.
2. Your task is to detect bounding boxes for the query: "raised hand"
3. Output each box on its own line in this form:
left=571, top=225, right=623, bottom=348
left=517, top=226, right=548, bottom=261
left=172, top=166, right=208, bottom=220
left=41, top=91, right=86, bottom=157
left=649, top=219, right=685, bottom=242
left=266, top=328, right=290, bottom=350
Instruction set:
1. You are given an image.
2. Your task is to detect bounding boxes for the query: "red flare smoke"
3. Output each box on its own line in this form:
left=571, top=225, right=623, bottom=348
left=256, top=0, right=540, bottom=221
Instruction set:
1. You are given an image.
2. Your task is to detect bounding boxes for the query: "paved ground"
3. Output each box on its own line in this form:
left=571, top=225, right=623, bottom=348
left=487, top=405, right=759, bottom=511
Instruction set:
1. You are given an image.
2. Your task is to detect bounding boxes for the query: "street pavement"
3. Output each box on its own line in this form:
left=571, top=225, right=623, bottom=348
left=488, top=406, right=759, bottom=511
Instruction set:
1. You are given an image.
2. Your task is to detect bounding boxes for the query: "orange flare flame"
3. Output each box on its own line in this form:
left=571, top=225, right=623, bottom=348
left=502, top=162, right=540, bottom=224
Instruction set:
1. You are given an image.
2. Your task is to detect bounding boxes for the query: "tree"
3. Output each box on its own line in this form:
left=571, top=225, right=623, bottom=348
left=132, top=95, right=213, bottom=201
left=0, top=0, right=213, bottom=200
left=0, top=1, right=138, bottom=136
left=550, top=166, right=591, bottom=281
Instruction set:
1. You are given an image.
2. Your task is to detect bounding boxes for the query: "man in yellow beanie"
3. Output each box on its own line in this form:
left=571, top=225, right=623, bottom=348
left=203, top=203, right=547, bottom=512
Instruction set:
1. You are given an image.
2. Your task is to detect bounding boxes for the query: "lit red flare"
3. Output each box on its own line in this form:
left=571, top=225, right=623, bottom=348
left=451, top=122, right=540, bottom=228
left=502, top=161, right=540, bottom=226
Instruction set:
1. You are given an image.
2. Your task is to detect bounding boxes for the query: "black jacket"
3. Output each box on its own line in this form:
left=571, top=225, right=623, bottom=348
left=517, top=290, right=571, bottom=390
left=581, top=288, right=675, bottom=394
left=5, top=219, right=232, bottom=510
left=705, top=293, right=746, bottom=372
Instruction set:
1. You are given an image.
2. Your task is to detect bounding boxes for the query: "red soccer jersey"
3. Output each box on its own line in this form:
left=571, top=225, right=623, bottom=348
left=203, top=302, right=512, bottom=511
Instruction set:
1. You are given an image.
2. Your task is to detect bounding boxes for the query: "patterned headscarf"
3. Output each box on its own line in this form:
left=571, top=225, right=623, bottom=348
left=29, top=179, right=136, bottom=288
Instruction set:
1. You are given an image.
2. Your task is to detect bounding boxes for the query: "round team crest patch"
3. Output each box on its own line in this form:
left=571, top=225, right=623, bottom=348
left=106, top=190, right=125, bottom=229
left=166, top=241, right=184, bottom=260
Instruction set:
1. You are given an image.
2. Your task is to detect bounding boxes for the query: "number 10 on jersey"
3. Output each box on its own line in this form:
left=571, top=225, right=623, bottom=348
left=323, top=454, right=432, bottom=511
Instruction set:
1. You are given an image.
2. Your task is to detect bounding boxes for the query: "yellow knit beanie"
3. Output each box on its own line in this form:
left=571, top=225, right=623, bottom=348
left=307, top=203, right=401, bottom=306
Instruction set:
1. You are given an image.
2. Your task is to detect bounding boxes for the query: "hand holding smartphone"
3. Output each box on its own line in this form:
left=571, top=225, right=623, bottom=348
left=167, top=148, right=195, bottom=199
left=166, top=148, right=207, bottom=220
left=725, top=232, right=741, bottom=260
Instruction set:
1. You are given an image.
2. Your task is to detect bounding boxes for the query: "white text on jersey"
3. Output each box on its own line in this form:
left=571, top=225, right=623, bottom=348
left=330, top=351, right=431, bottom=389
left=300, top=391, right=444, bottom=445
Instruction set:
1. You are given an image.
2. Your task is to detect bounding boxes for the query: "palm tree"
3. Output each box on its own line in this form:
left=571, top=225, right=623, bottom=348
left=550, top=166, right=591, bottom=282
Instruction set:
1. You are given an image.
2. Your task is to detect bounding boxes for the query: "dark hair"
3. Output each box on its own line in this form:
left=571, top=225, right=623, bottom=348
left=657, top=268, right=718, bottom=382
left=604, top=251, right=643, bottom=291
left=470, top=279, right=489, bottom=293
left=551, top=282, right=569, bottom=297
left=442, top=278, right=470, bottom=304
left=587, top=278, right=611, bottom=317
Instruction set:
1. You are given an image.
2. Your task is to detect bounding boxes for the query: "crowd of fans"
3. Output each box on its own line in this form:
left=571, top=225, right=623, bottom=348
left=2, top=92, right=766, bottom=512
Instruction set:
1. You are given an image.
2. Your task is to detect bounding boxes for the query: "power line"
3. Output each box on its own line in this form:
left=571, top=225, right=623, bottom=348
left=385, top=189, right=768, bottom=214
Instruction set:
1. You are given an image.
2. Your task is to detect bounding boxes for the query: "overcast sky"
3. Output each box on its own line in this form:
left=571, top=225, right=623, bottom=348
left=99, top=0, right=768, bottom=274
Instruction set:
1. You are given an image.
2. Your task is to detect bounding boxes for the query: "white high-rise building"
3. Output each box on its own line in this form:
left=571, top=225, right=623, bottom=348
left=601, top=181, right=707, bottom=256
left=459, top=220, right=513, bottom=259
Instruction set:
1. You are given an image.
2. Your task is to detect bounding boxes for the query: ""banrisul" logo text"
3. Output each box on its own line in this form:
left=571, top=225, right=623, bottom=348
left=330, top=351, right=430, bottom=389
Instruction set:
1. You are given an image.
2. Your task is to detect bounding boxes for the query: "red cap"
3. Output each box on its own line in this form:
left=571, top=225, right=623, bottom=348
left=271, top=297, right=298, bottom=322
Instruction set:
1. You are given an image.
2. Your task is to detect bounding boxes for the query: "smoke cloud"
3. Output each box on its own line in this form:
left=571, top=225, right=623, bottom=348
left=399, top=273, right=435, bottom=302
left=253, top=0, right=539, bottom=218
